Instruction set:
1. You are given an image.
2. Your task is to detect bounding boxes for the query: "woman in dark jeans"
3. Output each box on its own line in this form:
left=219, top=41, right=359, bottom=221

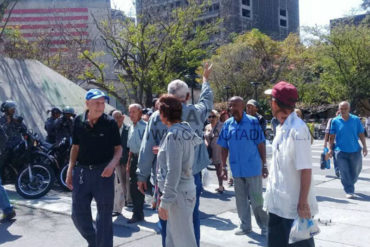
left=205, top=110, right=225, bottom=193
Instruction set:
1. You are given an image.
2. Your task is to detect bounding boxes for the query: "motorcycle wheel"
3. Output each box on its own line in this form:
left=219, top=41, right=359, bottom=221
left=15, top=163, right=55, bottom=199
left=58, top=164, right=71, bottom=191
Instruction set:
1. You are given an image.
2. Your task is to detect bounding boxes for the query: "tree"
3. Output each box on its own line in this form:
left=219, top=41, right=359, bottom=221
left=208, top=29, right=306, bottom=102
left=361, top=0, right=370, bottom=11
left=0, top=0, right=18, bottom=40
left=316, top=24, right=370, bottom=112
left=86, top=0, right=219, bottom=106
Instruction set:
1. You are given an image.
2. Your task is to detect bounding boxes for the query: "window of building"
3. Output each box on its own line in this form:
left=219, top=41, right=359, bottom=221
left=279, top=7, right=288, bottom=28
left=242, top=0, right=251, bottom=6
left=241, top=0, right=252, bottom=19
left=242, top=8, right=251, bottom=18
left=280, top=9, right=287, bottom=17
left=214, top=3, right=220, bottom=11
left=280, top=19, right=287, bottom=27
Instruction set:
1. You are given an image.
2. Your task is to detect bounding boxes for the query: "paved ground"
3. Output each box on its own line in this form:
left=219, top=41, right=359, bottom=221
left=1, top=139, right=370, bottom=247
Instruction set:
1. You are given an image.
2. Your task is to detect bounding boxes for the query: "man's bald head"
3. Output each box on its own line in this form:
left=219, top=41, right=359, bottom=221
left=112, top=110, right=124, bottom=128
left=229, top=96, right=244, bottom=105
left=339, top=101, right=350, bottom=109
left=338, top=101, right=350, bottom=119
left=228, top=96, right=245, bottom=122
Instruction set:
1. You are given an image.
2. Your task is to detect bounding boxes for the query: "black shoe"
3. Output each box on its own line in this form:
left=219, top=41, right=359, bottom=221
left=112, top=212, right=121, bottom=217
left=127, top=216, right=144, bottom=224
left=1, top=209, right=16, bottom=222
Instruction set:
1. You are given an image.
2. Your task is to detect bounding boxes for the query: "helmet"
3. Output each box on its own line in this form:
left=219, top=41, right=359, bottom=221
left=62, top=106, right=75, bottom=115
left=51, top=107, right=62, bottom=115
left=1, top=100, right=17, bottom=113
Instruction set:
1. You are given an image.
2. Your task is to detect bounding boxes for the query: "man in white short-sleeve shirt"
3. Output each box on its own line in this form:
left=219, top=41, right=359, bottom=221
left=264, top=81, right=318, bottom=247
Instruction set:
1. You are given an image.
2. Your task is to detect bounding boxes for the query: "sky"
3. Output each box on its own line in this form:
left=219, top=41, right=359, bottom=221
left=111, top=0, right=365, bottom=27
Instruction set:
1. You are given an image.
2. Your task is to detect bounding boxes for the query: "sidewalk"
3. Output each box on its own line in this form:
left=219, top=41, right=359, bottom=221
left=2, top=140, right=370, bottom=246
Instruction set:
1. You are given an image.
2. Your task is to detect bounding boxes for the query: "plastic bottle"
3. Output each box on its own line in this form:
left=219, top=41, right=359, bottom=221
left=323, top=147, right=331, bottom=169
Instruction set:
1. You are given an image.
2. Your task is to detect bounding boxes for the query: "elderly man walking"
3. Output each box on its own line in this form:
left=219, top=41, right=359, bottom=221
left=137, top=63, right=213, bottom=247
left=65, top=89, right=122, bottom=247
left=264, top=81, right=318, bottom=247
left=127, top=104, right=147, bottom=223
left=328, top=101, right=368, bottom=199
left=111, top=110, right=131, bottom=217
left=218, top=96, right=268, bottom=236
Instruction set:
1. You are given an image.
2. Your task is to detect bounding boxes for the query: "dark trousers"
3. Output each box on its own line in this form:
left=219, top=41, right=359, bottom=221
left=72, top=166, right=115, bottom=247
left=159, top=172, right=202, bottom=247
left=129, top=155, right=144, bottom=219
left=268, top=213, right=315, bottom=247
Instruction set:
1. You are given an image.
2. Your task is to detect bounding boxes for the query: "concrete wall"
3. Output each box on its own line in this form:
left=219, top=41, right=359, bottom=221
left=0, top=57, right=114, bottom=137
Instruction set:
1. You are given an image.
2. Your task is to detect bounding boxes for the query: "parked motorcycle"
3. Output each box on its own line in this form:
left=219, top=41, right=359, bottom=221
left=1, top=131, right=55, bottom=199
left=40, top=137, right=71, bottom=191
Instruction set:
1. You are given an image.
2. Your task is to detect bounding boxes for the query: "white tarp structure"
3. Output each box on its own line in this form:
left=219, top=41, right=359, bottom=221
left=0, top=57, right=114, bottom=137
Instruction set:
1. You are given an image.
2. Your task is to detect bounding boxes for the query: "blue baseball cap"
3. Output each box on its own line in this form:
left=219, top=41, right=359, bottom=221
left=85, top=89, right=109, bottom=100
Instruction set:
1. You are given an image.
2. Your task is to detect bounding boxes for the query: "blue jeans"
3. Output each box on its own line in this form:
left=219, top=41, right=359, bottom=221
left=0, top=177, right=13, bottom=214
left=160, top=172, right=202, bottom=247
left=335, top=150, right=362, bottom=194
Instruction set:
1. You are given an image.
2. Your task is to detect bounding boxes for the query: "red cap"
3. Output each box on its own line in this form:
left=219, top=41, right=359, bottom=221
left=264, top=81, right=298, bottom=107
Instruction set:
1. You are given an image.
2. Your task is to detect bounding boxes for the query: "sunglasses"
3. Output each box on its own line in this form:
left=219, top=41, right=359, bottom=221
left=208, top=115, right=217, bottom=118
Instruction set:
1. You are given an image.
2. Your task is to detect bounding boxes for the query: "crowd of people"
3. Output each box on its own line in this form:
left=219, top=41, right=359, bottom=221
left=0, top=62, right=369, bottom=247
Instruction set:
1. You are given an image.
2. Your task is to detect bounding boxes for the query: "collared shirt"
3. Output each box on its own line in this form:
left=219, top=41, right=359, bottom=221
left=127, top=119, right=147, bottom=154
left=264, top=112, right=318, bottom=219
left=330, top=114, right=364, bottom=153
left=217, top=112, right=265, bottom=178
left=137, top=81, right=213, bottom=182
left=72, top=112, right=121, bottom=166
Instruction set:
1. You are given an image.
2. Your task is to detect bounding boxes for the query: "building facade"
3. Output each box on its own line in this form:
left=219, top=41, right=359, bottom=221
left=136, top=0, right=300, bottom=41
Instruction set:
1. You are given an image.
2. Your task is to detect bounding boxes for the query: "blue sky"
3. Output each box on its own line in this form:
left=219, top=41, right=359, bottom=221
left=111, top=0, right=364, bottom=27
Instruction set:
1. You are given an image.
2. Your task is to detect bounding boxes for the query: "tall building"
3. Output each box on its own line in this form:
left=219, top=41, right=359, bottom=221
left=2, top=0, right=114, bottom=78
left=136, top=0, right=300, bottom=42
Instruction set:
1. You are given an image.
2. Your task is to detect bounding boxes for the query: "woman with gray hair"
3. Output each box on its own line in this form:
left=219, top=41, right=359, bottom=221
left=205, top=110, right=225, bottom=193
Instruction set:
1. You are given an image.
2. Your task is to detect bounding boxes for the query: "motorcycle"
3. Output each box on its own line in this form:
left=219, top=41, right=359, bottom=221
left=40, top=137, right=71, bottom=191
left=1, top=131, right=55, bottom=199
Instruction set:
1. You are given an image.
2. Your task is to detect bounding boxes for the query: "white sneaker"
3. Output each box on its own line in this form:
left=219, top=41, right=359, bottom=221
left=346, top=193, right=355, bottom=199
left=234, top=229, right=252, bottom=235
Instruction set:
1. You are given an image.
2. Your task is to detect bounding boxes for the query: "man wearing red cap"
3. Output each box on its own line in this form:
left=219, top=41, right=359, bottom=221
left=264, top=81, right=318, bottom=247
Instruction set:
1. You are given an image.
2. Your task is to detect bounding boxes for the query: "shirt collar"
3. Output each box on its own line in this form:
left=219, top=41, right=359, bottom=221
left=232, top=112, right=247, bottom=125
left=82, top=110, right=105, bottom=127
left=280, top=111, right=297, bottom=130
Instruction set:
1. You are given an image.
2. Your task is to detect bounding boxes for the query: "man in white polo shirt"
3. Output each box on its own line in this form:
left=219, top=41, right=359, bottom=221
left=264, top=81, right=318, bottom=247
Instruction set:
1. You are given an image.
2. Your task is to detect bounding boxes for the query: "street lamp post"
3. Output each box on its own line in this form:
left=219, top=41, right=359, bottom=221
left=250, top=81, right=261, bottom=101
left=224, top=85, right=231, bottom=101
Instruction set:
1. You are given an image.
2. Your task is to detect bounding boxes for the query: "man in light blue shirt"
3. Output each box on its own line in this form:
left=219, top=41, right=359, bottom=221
left=329, top=101, right=368, bottom=199
left=127, top=104, right=147, bottom=223
left=218, top=96, right=268, bottom=236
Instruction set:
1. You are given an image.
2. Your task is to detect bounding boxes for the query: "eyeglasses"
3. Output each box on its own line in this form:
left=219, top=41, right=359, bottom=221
left=208, top=115, right=217, bottom=119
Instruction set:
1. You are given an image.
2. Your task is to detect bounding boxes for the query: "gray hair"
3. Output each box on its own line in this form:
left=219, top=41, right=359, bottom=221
left=339, top=101, right=350, bottom=108
left=129, top=103, right=142, bottom=111
left=167, top=79, right=189, bottom=101
left=112, top=110, right=122, bottom=118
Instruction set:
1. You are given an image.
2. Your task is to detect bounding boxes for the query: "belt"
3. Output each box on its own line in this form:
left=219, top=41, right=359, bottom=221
left=76, top=162, right=108, bottom=170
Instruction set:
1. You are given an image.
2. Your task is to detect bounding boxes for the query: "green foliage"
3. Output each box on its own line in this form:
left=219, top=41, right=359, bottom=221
left=209, top=25, right=370, bottom=113
left=309, top=24, right=370, bottom=111
left=90, top=0, right=220, bottom=106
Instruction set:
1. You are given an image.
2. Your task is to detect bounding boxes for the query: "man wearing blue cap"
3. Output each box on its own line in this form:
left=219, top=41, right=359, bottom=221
left=65, top=89, right=122, bottom=247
